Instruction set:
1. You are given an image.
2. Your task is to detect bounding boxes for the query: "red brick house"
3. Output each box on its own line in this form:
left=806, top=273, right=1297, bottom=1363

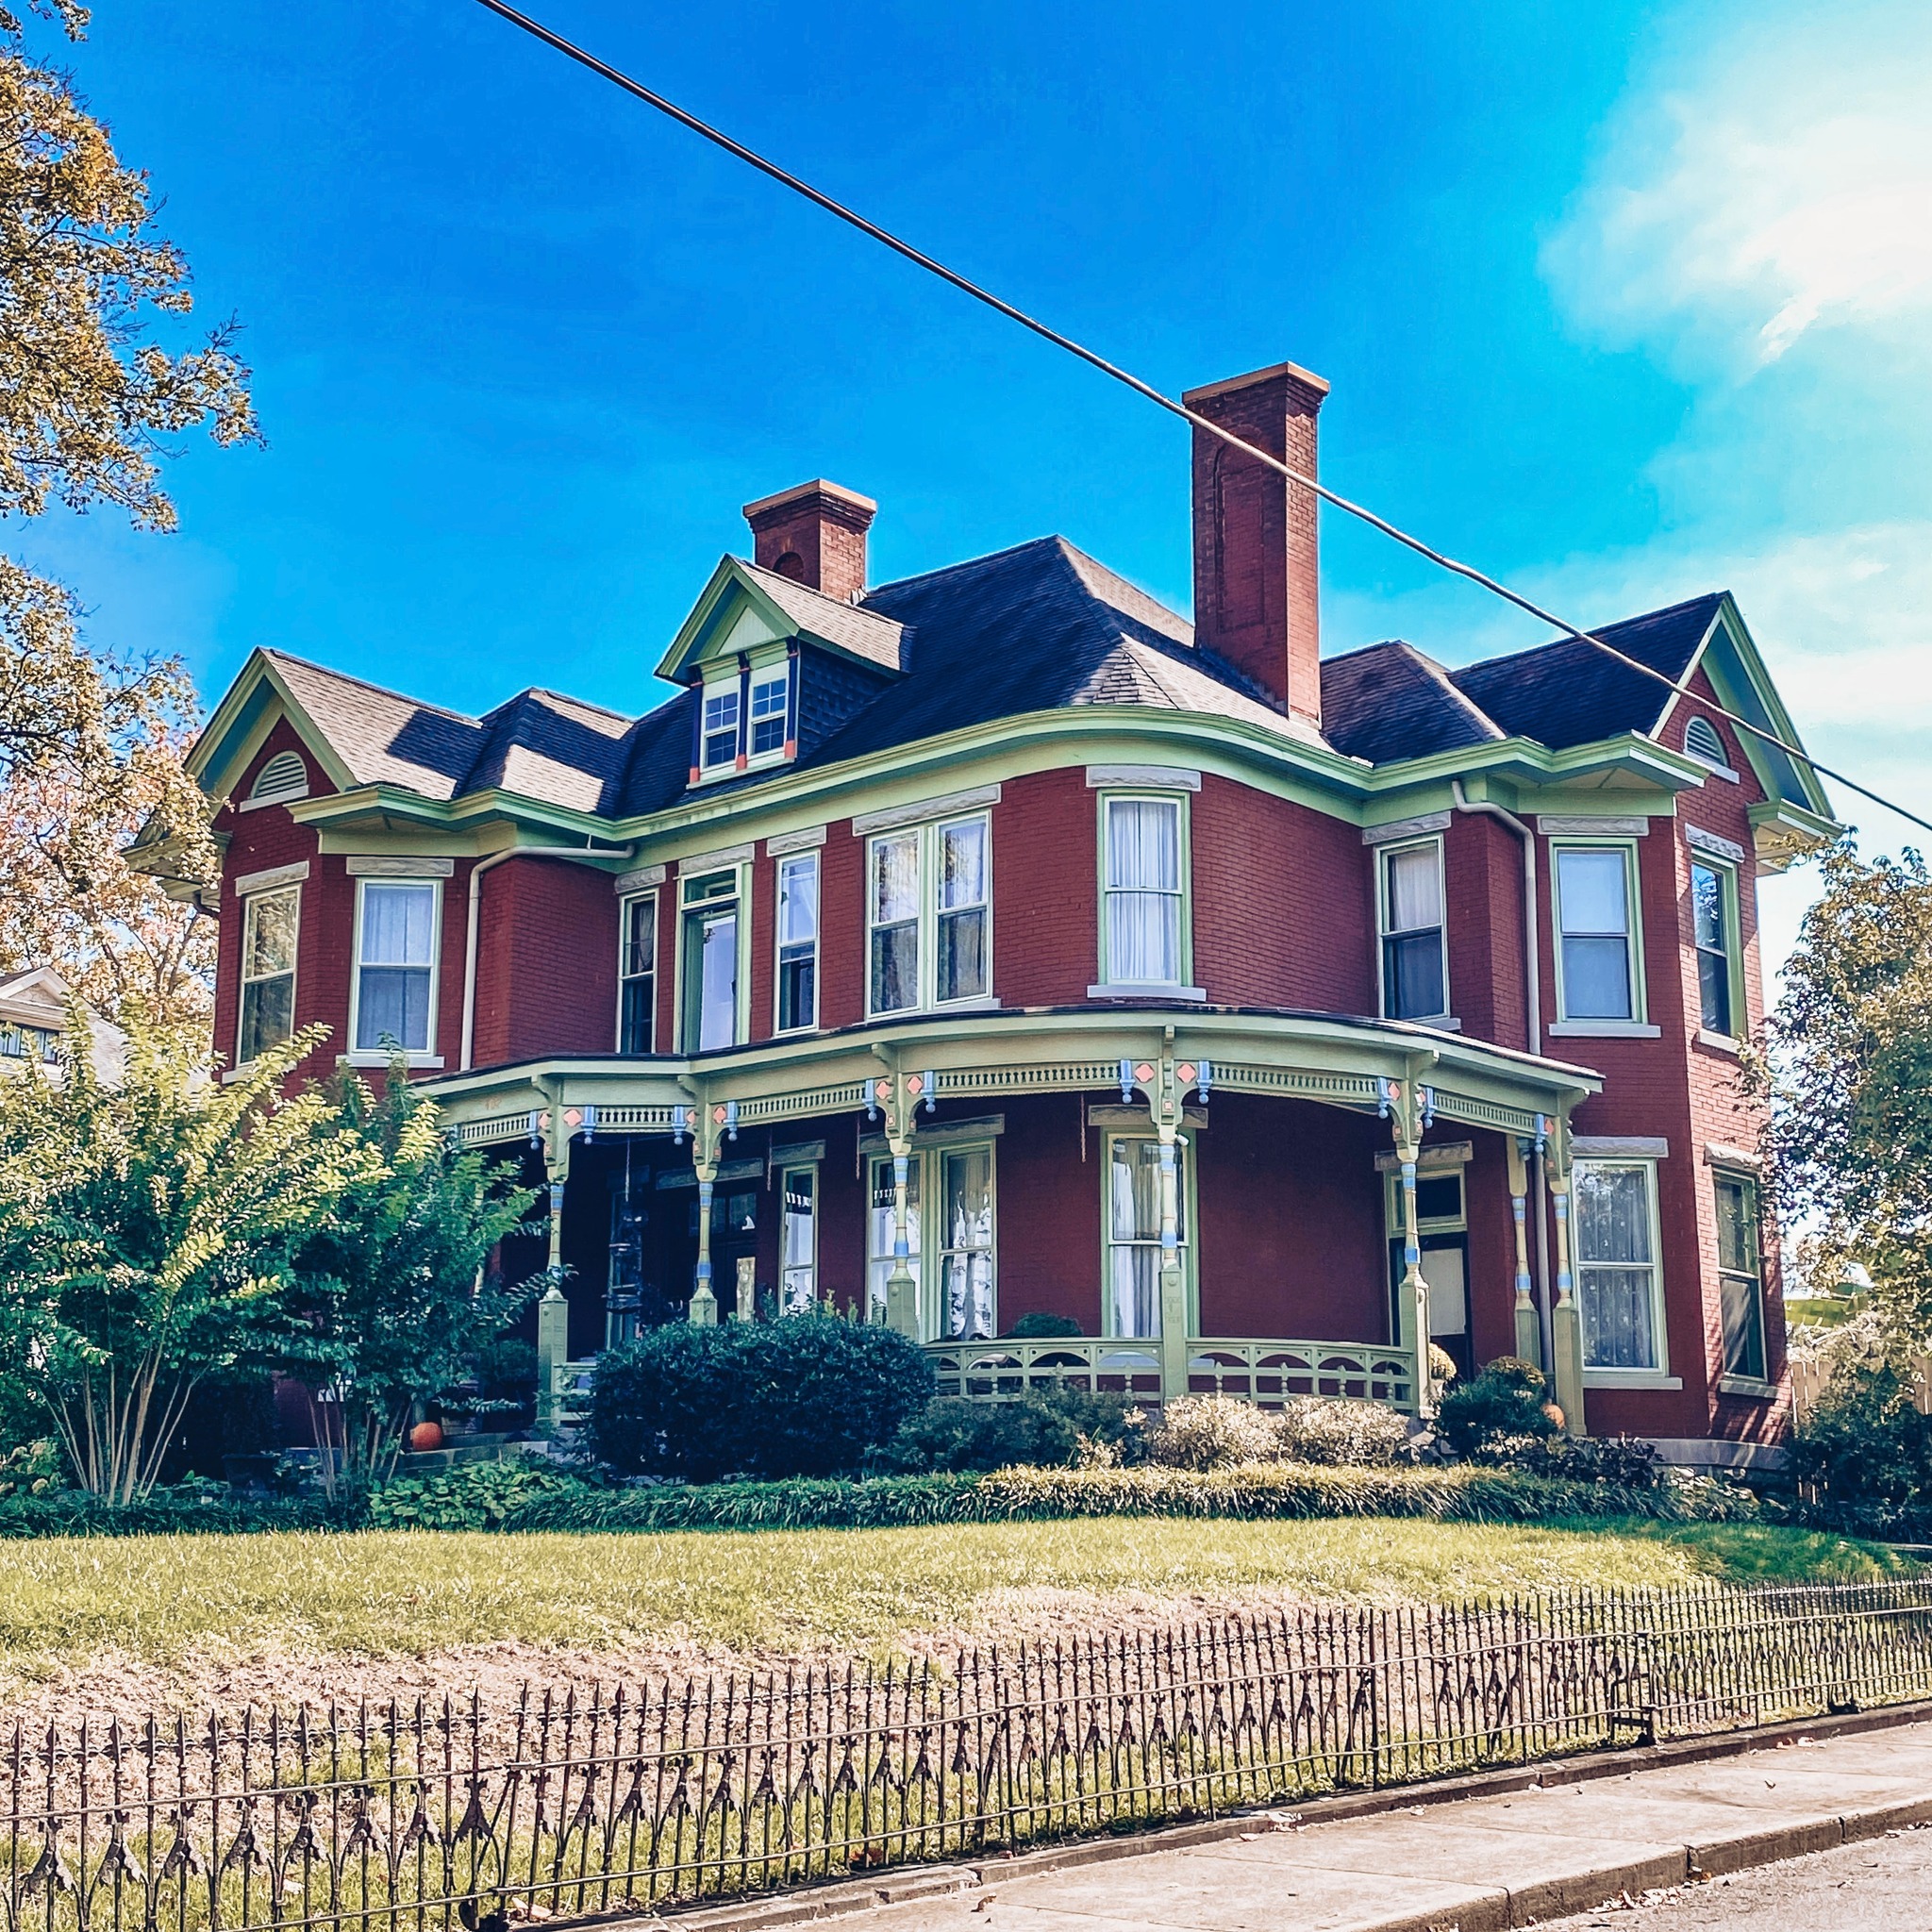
left=159, top=360, right=1837, bottom=1461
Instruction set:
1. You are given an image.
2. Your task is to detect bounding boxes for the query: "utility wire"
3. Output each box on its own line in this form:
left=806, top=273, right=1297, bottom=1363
left=470, top=0, right=1928, bottom=841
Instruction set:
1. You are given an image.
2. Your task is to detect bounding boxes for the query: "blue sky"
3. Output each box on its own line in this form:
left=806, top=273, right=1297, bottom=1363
left=21, top=0, right=1932, bottom=969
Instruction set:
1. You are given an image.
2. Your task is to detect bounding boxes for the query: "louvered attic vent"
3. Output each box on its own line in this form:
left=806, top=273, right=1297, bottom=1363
left=249, top=750, right=309, bottom=804
left=1683, top=716, right=1728, bottom=770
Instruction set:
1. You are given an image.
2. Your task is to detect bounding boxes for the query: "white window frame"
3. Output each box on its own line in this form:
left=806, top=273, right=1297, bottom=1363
left=1690, top=856, right=1742, bottom=1045
left=615, top=889, right=658, bottom=1054
left=748, top=666, right=790, bottom=760
left=864, top=811, right=994, bottom=1019
left=1375, top=834, right=1450, bottom=1024
left=674, top=860, right=752, bottom=1053
left=698, top=678, right=741, bottom=774
left=1574, top=1157, right=1671, bottom=1384
left=864, top=1131, right=1002, bottom=1341
left=774, top=852, right=820, bottom=1034
left=1093, top=791, right=1197, bottom=996
left=693, top=655, right=793, bottom=785
left=236, top=884, right=301, bottom=1071
left=1713, top=1168, right=1770, bottom=1390
left=934, top=1140, right=998, bottom=1343
left=344, top=877, right=444, bottom=1066
left=1550, top=840, right=1650, bottom=1032
left=779, top=1162, right=819, bottom=1315
left=1099, top=1130, right=1197, bottom=1340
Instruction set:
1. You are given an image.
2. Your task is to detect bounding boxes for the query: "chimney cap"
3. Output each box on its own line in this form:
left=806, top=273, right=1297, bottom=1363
left=741, top=477, right=878, bottom=525
left=1181, top=359, right=1330, bottom=408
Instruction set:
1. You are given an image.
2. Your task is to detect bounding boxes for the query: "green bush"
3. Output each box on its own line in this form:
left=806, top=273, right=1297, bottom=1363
left=869, top=1389, right=1146, bottom=1474
left=1274, top=1397, right=1415, bottom=1467
left=0, top=1476, right=341, bottom=1538
left=1435, top=1357, right=1559, bottom=1457
left=1002, top=1312, right=1084, bottom=1339
left=588, top=1315, right=935, bottom=1481
left=366, top=1456, right=590, bottom=1529
left=1788, top=1363, right=1932, bottom=1537
left=1145, top=1395, right=1284, bottom=1469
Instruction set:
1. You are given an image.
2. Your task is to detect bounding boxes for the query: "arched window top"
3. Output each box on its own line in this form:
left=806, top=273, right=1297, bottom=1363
left=249, top=749, right=309, bottom=804
left=1683, top=716, right=1729, bottom=770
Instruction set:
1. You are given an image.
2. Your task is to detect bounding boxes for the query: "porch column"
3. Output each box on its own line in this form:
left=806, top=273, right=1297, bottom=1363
left=1506, top=1136, right=1541, bottom=1368
left=1387, top=1065, right=1434, bottom=1414
left=687, top=1095, right=724, bottom=1325
left=536, top=1092, right=572, bottom=1433
left=1544, top=1117, right=1586, bottom=1435
left=1157, top=1123, right=1189, bottom=1402
left=877, top=1070, right=922, bottom=1340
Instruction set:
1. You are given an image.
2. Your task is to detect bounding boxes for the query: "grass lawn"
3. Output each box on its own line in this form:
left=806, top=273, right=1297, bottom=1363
left=0, top=1516, right=1908, bottom=1681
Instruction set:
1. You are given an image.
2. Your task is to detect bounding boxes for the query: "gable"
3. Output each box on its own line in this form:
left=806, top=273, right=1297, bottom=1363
left=656, top=556, right=907, bottom=686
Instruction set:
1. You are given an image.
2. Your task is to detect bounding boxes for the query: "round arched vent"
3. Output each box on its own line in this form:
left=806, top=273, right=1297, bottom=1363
left=249, top=749, right=309, bottom=804
left=1683, top=716, right=1728, bottom=770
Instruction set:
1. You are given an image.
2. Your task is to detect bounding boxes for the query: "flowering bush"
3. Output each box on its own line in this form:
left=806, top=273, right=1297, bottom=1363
left=1274, top=1396, right=1414, bottom=1467
left=1145, top=1396, right=1284, bottom=1470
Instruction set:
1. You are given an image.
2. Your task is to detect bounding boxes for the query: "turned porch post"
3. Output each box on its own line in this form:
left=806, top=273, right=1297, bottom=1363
left=535, top=1090, right=572, bottom=1432
left=686, top=1094, right=730, bottom=1326
left=1126, top=1039, right=1208, bottom=1403
left=875, top=1069, right=924, bottom=1340
left=1544, top=1112, right=1587, bottom=1435
left=1506, top=1135, right=1541, bottom=1368
left=1385, top=1066, right=1435, bottom=1415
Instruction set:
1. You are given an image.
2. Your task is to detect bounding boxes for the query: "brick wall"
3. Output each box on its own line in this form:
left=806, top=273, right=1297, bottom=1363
left=472, top=858, right=618, bottom=1064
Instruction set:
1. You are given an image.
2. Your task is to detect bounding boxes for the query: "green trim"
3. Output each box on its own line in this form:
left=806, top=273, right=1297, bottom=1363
left=1688, top=851, right=1745, bottom=1041
left=673, top=859, right=753, bottom=1053
left=1373, top=833, right=1450, bottom=1024
left=862, top=809, right=994, bottom=1020
left=1549, top=838, right=1648, bottom=1026
left=656, top=557, right=908, bottom=685
left=1097, top=1127, right=1201, bottom=1339
left=1093, top=788, right=1195, bottom=991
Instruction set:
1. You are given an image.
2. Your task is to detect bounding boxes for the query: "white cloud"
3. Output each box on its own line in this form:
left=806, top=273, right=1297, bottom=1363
left=1544, top=12, right=1932, bottom=369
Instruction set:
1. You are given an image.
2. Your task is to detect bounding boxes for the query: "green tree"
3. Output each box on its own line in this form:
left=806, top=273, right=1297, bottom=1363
left=1753, top=841, right=1932, bottom=1352
left=282, top=1067, right=550, bottom=1488
left=0, top=1005, right=380, bottom=1502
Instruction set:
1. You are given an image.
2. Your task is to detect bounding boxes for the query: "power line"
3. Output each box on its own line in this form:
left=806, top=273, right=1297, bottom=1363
left=469, top=0, right=1927, bottom=841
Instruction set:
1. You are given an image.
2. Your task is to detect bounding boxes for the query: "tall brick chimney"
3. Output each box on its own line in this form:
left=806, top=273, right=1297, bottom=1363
left=742, top=479, right=876, bottom=604
left=1183, top=360, right=1329, bottom=727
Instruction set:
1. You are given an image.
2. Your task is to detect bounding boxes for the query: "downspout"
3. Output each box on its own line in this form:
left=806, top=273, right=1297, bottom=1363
left=1451, top=779, right=1540, bottom=1055
left=460, top=841, right=636, bottom=1072
left=1452, top=779, right=1552, bottom=1370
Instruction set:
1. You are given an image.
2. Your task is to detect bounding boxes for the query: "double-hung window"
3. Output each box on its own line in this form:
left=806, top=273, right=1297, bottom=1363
left=353, top=880, right=438, bottom=1053
left=1378, top=839, right=1448, bottom=1021
left=1574, top=1158, right=1664, bottom=1373
left=780, top=1164, right=818, bottom=1315
left=1555, top=845, right=1641, bottom=1023
left=938, top=1147, right=995, bottom=1341
left=679, top=867, right=745, bottom=1051
left=1691, top=860, right=1738, bottom=1039
left=866, top=814, right=991, bottom=1016
left=618, top=891, right=657, bottom=1053
left=1100, top=795, right=1188, bottom=988
left=775, top=854, right=819, bottom=1031
left=701, top=686, right=740, bottom=771
left=238, top=886, right=300, bottom=1064
left=1715, top=1173, right=1767, bottom=1382
left=1104, top=1135, right=1189, bottom=1339
left=749, top=671, right=789, bottom=757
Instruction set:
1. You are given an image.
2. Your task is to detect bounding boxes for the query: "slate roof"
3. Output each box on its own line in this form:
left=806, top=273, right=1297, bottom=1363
left=250, top=554, right=1734, bottom=813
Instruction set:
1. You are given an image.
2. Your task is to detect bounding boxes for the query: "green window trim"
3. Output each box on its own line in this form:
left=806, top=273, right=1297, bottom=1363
left=774, top=851, right=820, bottom=1035
left=1375, top=834, right=1450, bottom=1023
left=616, top=888, right=658, bottom=1054
left=1712, top=1169, right=1767, bottom=1383
left=864, top=812, right=993, bottom=1020
left=1690, top=856, right=1744, bottom=1041
left=864, top=1139, right=999, bottom=1341
left=237, top=883, right=300, bottom=1068
left=673, top=861, right=752, bottom=1053
left=1093, top=790, right=1196, bottom=992
left=1551, top=840, right=1648, bottom=1025
left=1098, top=1129, right=1199, bottom=1340
left=1573, top=1156, right=1669, bottom=1377
left=347, top=875, right=442, bottom=1059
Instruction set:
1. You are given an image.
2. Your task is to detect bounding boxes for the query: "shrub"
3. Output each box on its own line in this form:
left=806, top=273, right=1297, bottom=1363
left=1787, top=1363, right=1932, bottom=1537
left=1145, top=1395, right=1282, bottom=1470
left=1003, top=1312, right=1084, bottom=1339
left=587, top=1315, right=934, bottom=1482
left=870, top=1389, right=1145, bottom=1474
left=367, top=1456, right=591, bottom=1530
left=1435, top=1357, right=1559, bottom=1457
left=1274, top=1397, right=1414, bottom=1467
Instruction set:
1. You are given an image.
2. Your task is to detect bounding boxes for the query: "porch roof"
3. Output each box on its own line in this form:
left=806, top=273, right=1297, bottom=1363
left=422, top=1005, right=1600, bottom=1152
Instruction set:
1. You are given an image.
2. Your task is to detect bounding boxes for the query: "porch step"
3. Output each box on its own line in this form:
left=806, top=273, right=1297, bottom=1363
left=391, top=1435, right=530, bottom=1476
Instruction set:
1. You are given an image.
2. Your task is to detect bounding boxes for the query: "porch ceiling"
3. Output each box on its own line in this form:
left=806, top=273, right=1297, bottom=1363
left=423, top=1006, right=1598, bottom=1151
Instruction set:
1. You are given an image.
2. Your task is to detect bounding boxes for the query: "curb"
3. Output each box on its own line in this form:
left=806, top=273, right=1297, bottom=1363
left=641, top=1696, right=1932, bottom=1930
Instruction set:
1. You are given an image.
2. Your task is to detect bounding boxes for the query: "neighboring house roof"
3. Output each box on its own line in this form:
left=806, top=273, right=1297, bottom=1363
left=205, top=562, right=1793, bottom=823
left=0, top=967, right=126, bottom=1083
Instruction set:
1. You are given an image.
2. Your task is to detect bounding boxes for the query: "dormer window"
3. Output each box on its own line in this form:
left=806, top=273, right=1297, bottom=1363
left=702, top=687, right=741, bottom=769
left=750, top=672, right=788, bottom=755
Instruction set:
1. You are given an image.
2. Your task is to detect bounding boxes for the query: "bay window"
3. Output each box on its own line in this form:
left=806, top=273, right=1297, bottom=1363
left=866, top=813, right=991, bottom=1017
left=1691, top=860, right=1738, bottom=1039
left=1099, top=794, right=1188, bottom=988
left=775, top=854, right=819, bottom=1032
left=1378, top=838, right=1448, bottom=1021
left=237, top=886, right=299, bottom=1065
left=1104, top=1135, right=1188, bottom=1339
left=353, top=880, right=438, bottom=1054
left=1715, top=1173, right=1767, bottom=1382
left=618, top=891, right=657, bottom=1053
left=1574, top=1158, right=1664, bottom=1373
left=1555, top=844, right=1642, bottom=1023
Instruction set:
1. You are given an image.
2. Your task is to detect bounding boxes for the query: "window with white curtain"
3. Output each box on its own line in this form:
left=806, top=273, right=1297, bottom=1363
left=780, top=1165, right=818, bottom=1315
left=1574, top=1159, right=1664, bottom=1372
left=354, top=880, right=437, bottom=1053
left=1378, top=839, right=1447, bottom=1020
left=1556, top=845, right=1641, bottom=1021
left=1105, top=1136, right=1187, bottom=1338
left=939, top=1146, right=995, bottom=1340
left=1101, top=795, right=1185, bottom=986
left=866, top=813, right=992, bottom=1017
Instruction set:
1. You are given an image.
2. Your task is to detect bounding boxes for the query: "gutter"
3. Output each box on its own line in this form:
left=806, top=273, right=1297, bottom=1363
left=459, top=841, right=635, bottom=1072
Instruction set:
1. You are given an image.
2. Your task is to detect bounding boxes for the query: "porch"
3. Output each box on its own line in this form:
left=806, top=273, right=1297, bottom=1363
left=426, top=1008, right=1599, bottom=1427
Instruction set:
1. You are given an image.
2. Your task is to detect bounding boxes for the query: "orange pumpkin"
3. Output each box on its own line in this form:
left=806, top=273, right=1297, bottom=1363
left=1541, top=1402, right=1565, bottom=1432
left=408, top=1421, right=444, bottom=1453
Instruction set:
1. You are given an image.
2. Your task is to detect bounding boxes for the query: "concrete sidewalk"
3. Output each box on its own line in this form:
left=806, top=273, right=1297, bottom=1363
left=698, top=1713, right=1932, bottom=1932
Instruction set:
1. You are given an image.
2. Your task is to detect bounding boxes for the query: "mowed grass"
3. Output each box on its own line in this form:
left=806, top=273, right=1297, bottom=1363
left=0, top=1517, right=1908, bottom=1671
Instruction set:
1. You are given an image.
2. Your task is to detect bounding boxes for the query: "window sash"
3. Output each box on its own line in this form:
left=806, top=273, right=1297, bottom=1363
left=1715, top=1174, right=1766, bottom=1379
left=1691, top=861, right=1734, bottom=1036
left=866, top=1154, right=922, bottom=1324
left=354, top=882, right=435, bottom=1053
left=618, top=893, right=656, bottom=1054
left=680, top=878, right=741, bottom=1052
left=938, top=1146, right=995, bottom=1341
left=1105, top=1137, right=1186, bottom=1340
left=867, top=817, right=992, bottom=1016
left=780, top=1165, right=817, bottom=1315
left=1574, top=1160, right=1662, bottom=1371
left=776, top=856, right=818, bottom=1031
left=1557, top=846, right=1637, bottom=1021
left=238, top=888, right=299, bottom=1064
left=701, top=687, right=740, bottom=768
left=1103, top=797, right=1184, bottom=984
left=749, top=673, right=788, bottom=757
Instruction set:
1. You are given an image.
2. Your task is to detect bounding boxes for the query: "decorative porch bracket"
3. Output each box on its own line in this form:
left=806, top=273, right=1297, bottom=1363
left=1542, top=1109, right=1587, bottom=1436
left=871, top=1061, right=932, bottom=1340
left=1381, top=1057, right=1437, bottom=1415
left=1122, top=1033, right=1211, bottom=1401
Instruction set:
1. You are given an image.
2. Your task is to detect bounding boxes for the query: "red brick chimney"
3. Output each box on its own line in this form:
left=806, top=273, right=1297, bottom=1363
left=1183, top=361, right=1329, bottom=727
left=742, top=479, right=876, bottom=604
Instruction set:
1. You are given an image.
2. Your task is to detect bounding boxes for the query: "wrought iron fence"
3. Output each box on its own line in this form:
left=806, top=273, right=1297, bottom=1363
left=8, top=1578, right=1932, bottom=1932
